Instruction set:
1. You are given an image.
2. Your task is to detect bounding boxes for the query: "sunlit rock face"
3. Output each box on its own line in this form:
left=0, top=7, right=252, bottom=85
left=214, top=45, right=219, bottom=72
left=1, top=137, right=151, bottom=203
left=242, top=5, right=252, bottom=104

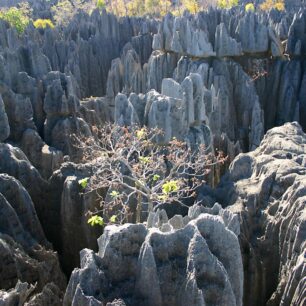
left=64, top=203, right=243, bottom=306
left=216, top=122, right=306, bottom=306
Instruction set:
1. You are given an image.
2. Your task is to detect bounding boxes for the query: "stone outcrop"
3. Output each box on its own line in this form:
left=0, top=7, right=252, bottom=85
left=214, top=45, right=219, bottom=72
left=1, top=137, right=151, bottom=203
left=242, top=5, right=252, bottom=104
left=215, top=23, right=242, bottom=57
left=0, top=94, right=9, bottom=142
left=215, top=122, right=306, bottom=306
left=64, top=203, right=243, bottom=306
left=0, top=173, right=66, bottom=305
left=20, top=129, right=63, bottom=179
left=48, top=162, right=105, bottom=275
left=0, top=4, right=305, bottom=306
left=114, top=57, right=263, bottom=156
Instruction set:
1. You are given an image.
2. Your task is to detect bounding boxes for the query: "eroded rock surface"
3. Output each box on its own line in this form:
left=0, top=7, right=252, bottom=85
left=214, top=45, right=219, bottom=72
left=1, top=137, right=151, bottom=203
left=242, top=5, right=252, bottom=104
left=0, top=4, right=305, bottom=306
left=0, top=174, right=66, bottom=305
left=64, top=204, right=243, bottom=306
left=216, top=122, right=306, bottom=306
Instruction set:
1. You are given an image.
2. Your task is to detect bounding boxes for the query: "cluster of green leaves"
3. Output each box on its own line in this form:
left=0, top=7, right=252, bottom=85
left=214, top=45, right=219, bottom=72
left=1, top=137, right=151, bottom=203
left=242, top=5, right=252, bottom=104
left=78, top=177, right=89, bottom=190
left=162, top=180, right=179, bottom=195
left=96, top=0, right=106, bottom=10
left=217, top=0, right=239, bottom=9
left=245, top=3, right=255, bottom=12
left=33, top=18, right=55, bottom=29
left=181, top=0, right=200, bottom=14
left=87, top=214, right=117, bottom=227
left=88, top=215, right=104, bottom=226
left=0, top=3, right=57, bottom=34
left=110, top=190, right=120, bottom=199
left=0, top=6, right=30, bottom=34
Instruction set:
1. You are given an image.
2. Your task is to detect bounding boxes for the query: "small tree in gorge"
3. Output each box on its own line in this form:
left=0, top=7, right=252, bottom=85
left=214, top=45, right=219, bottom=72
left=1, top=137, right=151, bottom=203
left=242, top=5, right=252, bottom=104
left=75, top=124, right=226, bottom=226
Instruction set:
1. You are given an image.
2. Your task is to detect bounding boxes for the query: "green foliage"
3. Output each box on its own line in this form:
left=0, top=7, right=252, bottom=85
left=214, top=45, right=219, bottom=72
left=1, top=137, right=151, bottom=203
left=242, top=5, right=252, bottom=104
left=110, top=190, right=120, bottom=199
left=33, top=18, right=54, bottom=29
left=109, top=215, right=117, bottom=223
left=88, top=215, right=104, bottom=226
left=0, top=7, right=30, bottom=34
left=162, top=180, right=179, bottom=195
left=153, top=174, right=160, bottom=182
left=136, top=128, right=147, bottom=140
left=217, top=0, right=239, bottom=9
left=182, top=0, right=200, bottom=14
left=78, top=177, right=89, bottom=190
left=245, top=3, right=255, bottom=11
left=139, top=156, right=151, bottom=164
left=97, top=0, right=106, bottom=10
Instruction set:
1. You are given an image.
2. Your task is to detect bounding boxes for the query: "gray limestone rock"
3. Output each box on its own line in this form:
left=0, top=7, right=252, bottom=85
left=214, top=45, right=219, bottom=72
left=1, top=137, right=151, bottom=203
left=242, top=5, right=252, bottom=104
left=0, top=173, right=66, bottom=305
left=0, top=174, right=46, bottom=247
left=47, top=162, right=105, bottom=275
left=65, top=208, right=243, bottom=306
left=115, top=93, right=140, bottom=126
left=106, top=44, right=145, bottom=98
left=146, top=90, right=188, bottom=143
left=0, top=83, right=36, bottom=141
left=161, top=78, right=183, bottom=100
left=0, top=7, right=305, bottom=306
left=0, top=143, right=48, bottom=217
left=215, top=23, right=242, bottom=57
left=80, top=97, right=111, bottom=128
left=20, top=129, right=63, bottom=179
left=268, top=27, right=284, bottom=57
left=106, top=299, right=127, bottom=306
left=0, top=282, right=35, bottom=306
left=216, top=122, right=306, bottom=306
left=0, top=95, right=9, bottom=142
left=286, top=10, right=306, bottom=56
left=146, top=51, right=179, bottom=92
left=235, top=12, right=269, bottom=54
left=156, top=15, right=216, bottom=57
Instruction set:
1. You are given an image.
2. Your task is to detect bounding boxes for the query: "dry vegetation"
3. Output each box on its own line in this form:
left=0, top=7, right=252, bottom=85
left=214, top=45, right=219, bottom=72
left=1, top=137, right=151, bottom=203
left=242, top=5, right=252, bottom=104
left=74, top=124, right=226, bottom=225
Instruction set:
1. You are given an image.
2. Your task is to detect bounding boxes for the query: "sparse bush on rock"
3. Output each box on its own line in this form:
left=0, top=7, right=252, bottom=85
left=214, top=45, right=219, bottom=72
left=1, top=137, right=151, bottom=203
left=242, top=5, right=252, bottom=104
left=217, top=0, right=239, bottom=9
left=260, top=0, right=285, bottom=11
left=0, top=6, right=30, bottom=34
left=75, top=124, right=226, bottom=224
left=33, top=18, right=54, bottom=29
left=245, top=2, right=255, bottom=11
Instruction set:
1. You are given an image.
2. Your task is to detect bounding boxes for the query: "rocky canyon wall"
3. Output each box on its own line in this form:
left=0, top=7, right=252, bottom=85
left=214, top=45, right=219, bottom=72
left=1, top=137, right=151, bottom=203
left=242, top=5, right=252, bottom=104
left=0, top=5, right=305, bottom=306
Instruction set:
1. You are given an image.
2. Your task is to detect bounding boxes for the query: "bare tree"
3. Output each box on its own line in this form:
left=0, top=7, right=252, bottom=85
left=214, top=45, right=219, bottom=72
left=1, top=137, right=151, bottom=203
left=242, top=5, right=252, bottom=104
left=75, top=124, right=226, bottom=226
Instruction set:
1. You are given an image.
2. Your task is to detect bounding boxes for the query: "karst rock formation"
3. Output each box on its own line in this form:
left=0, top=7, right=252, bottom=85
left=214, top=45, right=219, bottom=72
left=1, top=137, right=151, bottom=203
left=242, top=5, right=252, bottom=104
left=0, top=1, right=305, bottom=305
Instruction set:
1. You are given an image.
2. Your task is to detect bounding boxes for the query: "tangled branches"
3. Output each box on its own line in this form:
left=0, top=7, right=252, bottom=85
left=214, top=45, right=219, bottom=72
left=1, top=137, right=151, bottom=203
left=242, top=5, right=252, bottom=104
left=74, top=123, right=227, bottom=225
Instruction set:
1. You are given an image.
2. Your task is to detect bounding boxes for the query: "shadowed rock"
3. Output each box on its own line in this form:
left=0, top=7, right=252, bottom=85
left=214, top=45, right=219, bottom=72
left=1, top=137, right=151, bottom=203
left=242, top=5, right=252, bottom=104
left=0, top=173, right=66, bottom=305
left=216, top=122, right=306, bottom=306
left=64, top=204, right=243, bottom=306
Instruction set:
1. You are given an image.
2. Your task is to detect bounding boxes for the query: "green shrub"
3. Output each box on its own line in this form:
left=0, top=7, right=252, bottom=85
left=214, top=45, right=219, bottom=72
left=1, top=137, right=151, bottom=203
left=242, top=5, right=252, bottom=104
left=96, top=0, right=106, bottom=10
left=88, top=215, right=104, bottom=226
left=0, top=7, right=30, bottom=34
left=78, top=177, right=89, bottom=190
left=181, top=0, right=200, bottom=14
left=217, top=0, right=239, bottom=9
left=245, top=3, right=255, bottom=11
left=33, top=18, right=54, bottom=29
